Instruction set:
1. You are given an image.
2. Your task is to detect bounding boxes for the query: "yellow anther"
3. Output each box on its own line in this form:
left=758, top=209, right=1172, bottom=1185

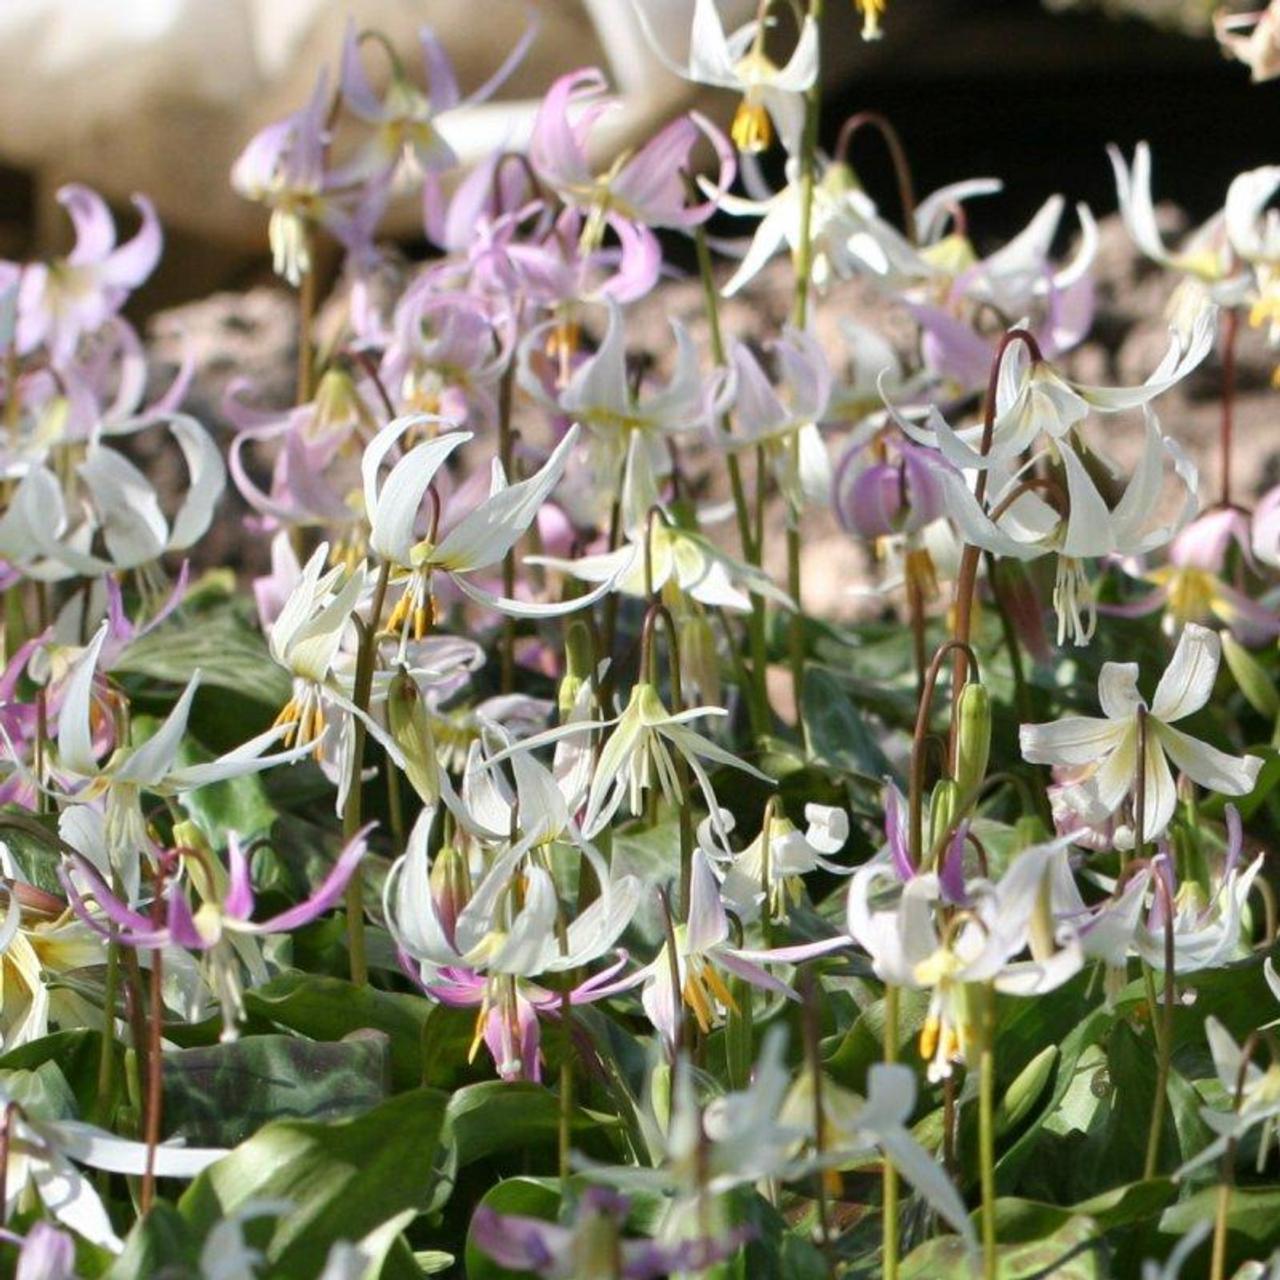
left=731, top=98, right=773, bottom=154
left=919, top=1014, right=940, bottom=1062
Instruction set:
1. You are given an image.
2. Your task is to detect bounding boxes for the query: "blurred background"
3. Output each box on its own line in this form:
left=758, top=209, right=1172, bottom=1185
left=0, top=0, right=1277, bottom=315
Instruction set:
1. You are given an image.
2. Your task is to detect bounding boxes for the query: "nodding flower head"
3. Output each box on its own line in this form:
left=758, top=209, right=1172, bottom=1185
left=834, top=432, right=952, bottom=541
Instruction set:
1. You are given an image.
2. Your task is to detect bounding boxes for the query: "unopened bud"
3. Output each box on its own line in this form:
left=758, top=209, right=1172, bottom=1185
left=928, top=780, right=960, bottom=866
left=428, top=845, right=471, bottom=946
left=558, top=621, right=593, bottom=722
left=312, top=366, right=360, bottom=429
left=954, top=682, right=991, bottom=800
left=386, top=669, right=439, bottom=804
left=678, top=613, right=721, bottom=707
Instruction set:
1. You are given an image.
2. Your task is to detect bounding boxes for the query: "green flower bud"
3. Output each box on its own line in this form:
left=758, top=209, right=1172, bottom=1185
left=386, top=668, right=439, bottom=805
left=954, top=682, right=992, bottom=800
left=428, top=844, right=471, bottom=942
left=928, top=779, right=960, bottom=865
left=558, top=621, right=593, bottom=722
left=678, top=612, right=720, bottom=707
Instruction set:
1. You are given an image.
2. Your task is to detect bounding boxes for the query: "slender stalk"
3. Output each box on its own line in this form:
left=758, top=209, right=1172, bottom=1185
left=802, top=970, right=833, bottom=1265
left=833, top=112, right=918, bottom=245
left=95, top=933, right=121, bottom=1126
left=141, top=938, right=164, bottom=1213
left=341, top=562, right=389, bottom=986
left=1220, top=307, right=1238, bottom=508
left=978, top=983, right=998, bottom=1280
left=691, top=214, right=770, bottom=737
left=641, top=604, right=694, bottom=915
left=498, top=363, right=518, bottom=694
left=908, top=640, right=980, bottom=866
left=1143, top=848, right=1177, bottom=1177
left=950, top=330, right=1042, bottom=737
left=1210, top=1031, right=1260, bottom=1280
left=785, top=0, right=825, bottom=721
left=883, top=983, right=900, bottom=1280
left=296, top=241, right=317, bottom=405
left=905, top=557, right=928, bottom=694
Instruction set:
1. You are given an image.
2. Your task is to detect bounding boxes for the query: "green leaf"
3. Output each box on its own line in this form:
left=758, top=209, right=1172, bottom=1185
left=801, top=666, right=894, bottom=781
left=107, top=1202, right=200, bottom=1280
left=444, top=1080, right=621, bottom=1168
left=1159, top=1186, right=1280, bottom=1269
left=988, top=1179, right=1175, bottom=1244
left=180, top=1087, right=448, bottom=1276
left=243, top=972, right=431, bottom=1091
left=115, top=602, right=290, bottom=707
left=162, top=1031, right=391, bottom=1146
left=902, top=1215, right=1101, bottom=1278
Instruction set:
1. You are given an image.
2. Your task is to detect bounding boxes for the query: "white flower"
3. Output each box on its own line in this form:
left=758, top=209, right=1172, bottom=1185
left=631, top=0, right=818, bottom=155
left=363, top=415, right=609, bottom=639
left=1020, top=624, right=1262, bottom=845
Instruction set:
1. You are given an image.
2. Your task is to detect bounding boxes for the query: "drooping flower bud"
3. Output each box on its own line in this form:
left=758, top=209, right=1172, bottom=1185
left=834, top=436, right=950, bottom=541
left=558, top=620, right=594, bottom=722
left=428, top=843, right=471, bottom=948
left=679, top=612, right=721, bottom=707
left=928, top=780, right=960, bottom=865
left=953, top=682, right=991, bottom=800
left=386, top=668, right=439, bottom=804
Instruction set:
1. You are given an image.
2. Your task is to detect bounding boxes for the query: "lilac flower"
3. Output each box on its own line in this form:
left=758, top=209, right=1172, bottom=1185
left=335, top=12, right=539, bottom=186
left=834, top=432, right=952, bottom=541
left=718, top=327, right=833, bottom=511
left=530, top=68, right=734, bottom=241
left=1108, top=505, right=1280, bottom=645
left=471, top=1186, right=746, bottom=1279
left=17, top=185, right=161, bottom=364
left=62, top=829, right=371, bottom=1037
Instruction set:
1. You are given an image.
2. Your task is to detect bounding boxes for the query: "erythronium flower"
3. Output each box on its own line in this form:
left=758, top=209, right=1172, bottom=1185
left=631, top=0, right=818, bottom=155
left=1021, top=624, right=1262, bottom=846
left=520, top=300, right=713, bottom=491
left=471, top=1185, right=746, bottom=1279
left=833, top=429, right=953, bottom=541
left=894, top=306, right=1216, bottom=476
left=0, top=412, right=225, bottom=581
left=1110, top=505, right=1280, bottom=645
left=531, top=433, right=787, bottom=613
left=781, top=1063, right=977, bottom=1249
left=609, top=849, right=840, bottom=1053
left=716, top=156, right=875, bottom=297
left=712, top=804, right=852, bottom=923
left=335, top=13, right=538, bottom=186
left=1109, top=143, right=1253, bottom=308
left=363, top=415, right=608, bottom=643
left=62, top=829, right=371, bottom=1038
left=1177, top=1016, right=1280, bottom=1180
left=935, top=408, right=1199, bottom=644
left=846, top=836, right=1082, bottom=1081
left=0, top=1222, right=76, bottom=1278
left=51, top=625, right=313, bottom=892
left=529, top=68, right=734, bottom=244
left=16, top=184, right=161, bottom=364
left=266, top=544, right=370, bottom=750
left=718, top=327, right=834, bottom=511
left=0, top=1090, right=224, bottom=1252
left=386, top=805, right=640, bottom=979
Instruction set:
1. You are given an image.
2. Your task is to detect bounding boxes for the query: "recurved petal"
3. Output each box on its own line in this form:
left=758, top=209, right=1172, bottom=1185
left=1019, top=714, right=1127, bottom=766
left=1150, top=622, right=1221, bottom=722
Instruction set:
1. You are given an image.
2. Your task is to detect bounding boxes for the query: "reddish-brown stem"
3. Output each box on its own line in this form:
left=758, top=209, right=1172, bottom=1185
left=909, top=639, right=980, bottom=868
left=950, top=329, right=1043, bottom=747
left=834, top=112, right=918, bottom=247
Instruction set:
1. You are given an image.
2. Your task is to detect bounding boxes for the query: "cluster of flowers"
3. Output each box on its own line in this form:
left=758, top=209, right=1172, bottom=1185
left=0, top=1, right=1277, bottom=1275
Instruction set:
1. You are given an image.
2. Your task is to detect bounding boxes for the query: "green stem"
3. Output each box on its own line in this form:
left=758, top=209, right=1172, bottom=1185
left=691, top=217, right=771, bottom=739
left=341, top=561, right=390, bottom=985
left=296, top=238, right=317, bottom=405
left=883, top=983, right=900, bottom=1280
left=785, top=0, right=824, bottom=724
left=979, top=984, right=998, bottom=1280
left=95, top=935, right=121, bottom=1126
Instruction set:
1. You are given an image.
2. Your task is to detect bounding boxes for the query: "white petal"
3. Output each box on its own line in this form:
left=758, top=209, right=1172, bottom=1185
left=1151, top=623, right=1221, bottom=722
